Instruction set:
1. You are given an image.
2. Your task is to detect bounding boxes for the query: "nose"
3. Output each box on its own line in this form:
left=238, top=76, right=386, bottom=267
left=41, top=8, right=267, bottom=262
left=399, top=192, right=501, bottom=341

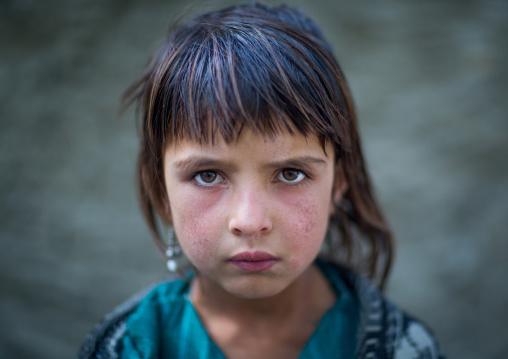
left=228, top=187, right=272, bottom=237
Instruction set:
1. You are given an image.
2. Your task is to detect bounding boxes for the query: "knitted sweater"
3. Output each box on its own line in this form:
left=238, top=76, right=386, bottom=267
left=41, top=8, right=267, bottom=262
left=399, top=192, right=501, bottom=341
left=78, top=264, right=445, bottom=359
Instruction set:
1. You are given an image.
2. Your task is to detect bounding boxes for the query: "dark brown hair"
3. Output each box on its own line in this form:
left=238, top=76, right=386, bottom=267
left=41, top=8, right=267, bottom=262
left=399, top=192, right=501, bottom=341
left=122, top=3, right=394, bottom=288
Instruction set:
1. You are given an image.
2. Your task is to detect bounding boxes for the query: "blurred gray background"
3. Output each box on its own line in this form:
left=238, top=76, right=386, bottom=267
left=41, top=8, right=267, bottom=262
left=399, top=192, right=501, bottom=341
left=1, top=0, right=507, bottom=358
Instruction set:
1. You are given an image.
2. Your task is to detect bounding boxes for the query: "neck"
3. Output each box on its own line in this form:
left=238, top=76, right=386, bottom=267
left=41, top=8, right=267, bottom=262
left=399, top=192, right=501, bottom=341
left=190, top=265, right=335, bottom=326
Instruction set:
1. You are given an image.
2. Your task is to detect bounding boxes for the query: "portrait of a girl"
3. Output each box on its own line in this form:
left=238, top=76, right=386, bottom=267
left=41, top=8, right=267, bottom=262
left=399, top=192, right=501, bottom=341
left=79, top=3, right=445, bottom=358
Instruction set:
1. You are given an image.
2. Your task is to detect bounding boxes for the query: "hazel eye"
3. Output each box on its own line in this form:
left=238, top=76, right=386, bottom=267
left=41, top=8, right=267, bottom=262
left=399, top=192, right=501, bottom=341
left=194, top=171, right=223, bottom=186
left=278, top=169, right=306, bottom=183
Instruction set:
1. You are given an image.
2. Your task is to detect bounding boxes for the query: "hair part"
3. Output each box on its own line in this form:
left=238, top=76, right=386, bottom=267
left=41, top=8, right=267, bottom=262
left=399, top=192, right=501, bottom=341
left=122, top=2, right=394, bottom=289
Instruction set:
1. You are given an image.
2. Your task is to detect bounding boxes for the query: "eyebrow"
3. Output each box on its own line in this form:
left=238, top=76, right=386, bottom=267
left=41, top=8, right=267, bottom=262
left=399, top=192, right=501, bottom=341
left=171, top=156, right=327, bottom=174
left=261, top=156, right=328, bottom=171
left=171, top=157, right=238, bottom=174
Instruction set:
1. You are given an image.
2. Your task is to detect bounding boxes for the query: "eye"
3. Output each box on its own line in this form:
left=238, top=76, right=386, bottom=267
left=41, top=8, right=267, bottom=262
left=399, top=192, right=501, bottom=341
left=193, top=171, right=224, bottom=187
left=277, top=169, right=306, bottom=183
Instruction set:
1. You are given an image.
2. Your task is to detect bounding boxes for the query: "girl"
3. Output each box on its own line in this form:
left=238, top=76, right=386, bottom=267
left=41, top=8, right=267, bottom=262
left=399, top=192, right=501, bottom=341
left=79, top=3, right=445, bottom=358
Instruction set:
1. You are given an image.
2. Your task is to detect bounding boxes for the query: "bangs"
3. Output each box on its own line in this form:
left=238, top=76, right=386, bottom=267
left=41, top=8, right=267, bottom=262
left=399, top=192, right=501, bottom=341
left=145, top=14, right=351, bottom=148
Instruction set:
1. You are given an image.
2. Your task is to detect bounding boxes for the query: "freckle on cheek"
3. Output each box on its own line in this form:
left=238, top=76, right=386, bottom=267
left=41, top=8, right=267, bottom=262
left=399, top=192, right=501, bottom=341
left=288, top=200, right=327, bottom=257
left=175, top=204, right=215, bottom=261
left=192, top=239, right=209, bottom=259
left=188, top=224, right=213, bottom=257
left=296, top=202, right=317, bottom=233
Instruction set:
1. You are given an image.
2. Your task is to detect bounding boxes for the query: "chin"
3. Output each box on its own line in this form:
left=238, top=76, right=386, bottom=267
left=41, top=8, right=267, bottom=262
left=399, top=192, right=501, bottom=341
left=224, top=278, right=288, bottom=300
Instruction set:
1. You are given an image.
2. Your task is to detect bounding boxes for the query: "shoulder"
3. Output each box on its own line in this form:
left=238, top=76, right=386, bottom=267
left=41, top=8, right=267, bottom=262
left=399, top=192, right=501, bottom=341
left=330, top=263, right=446, bottom=359
left=77, top=276, right=186, bottom=359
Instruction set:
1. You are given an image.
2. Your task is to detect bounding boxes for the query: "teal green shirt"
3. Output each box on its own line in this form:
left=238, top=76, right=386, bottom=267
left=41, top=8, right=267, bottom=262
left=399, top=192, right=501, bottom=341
left=121, top=261, right=358, bottom=358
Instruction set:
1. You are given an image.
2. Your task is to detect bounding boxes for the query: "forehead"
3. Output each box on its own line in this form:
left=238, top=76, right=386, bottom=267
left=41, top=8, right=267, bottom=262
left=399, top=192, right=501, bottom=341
left=165, top=127, right=334, bottom=163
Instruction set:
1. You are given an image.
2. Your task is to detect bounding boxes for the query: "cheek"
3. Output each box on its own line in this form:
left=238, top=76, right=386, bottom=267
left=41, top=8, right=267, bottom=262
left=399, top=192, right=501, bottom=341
left=169, top=190, right=224, bottom=263
left=279, top=193, right=331, bottom=263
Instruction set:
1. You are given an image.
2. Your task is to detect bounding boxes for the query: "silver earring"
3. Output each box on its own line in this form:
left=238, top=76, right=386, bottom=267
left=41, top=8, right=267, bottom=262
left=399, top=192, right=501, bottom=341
left=165, top=228, right=182, bottom=272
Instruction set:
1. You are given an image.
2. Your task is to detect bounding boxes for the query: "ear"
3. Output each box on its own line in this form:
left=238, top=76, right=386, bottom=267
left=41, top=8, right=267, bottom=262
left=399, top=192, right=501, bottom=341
left=160, top=190, right=173, bottom=225
left=329, top=160, right=348, bottom=214
left=161, top=155, right=174, bottom=225
left=162, top=202, right=173, bottom=224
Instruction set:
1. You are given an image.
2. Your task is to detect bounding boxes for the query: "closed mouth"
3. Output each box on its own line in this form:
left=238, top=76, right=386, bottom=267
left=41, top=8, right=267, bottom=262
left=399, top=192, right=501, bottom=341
left=227, top=251, right=279, bottom=271
left=229, top=251, right=277, bottom=261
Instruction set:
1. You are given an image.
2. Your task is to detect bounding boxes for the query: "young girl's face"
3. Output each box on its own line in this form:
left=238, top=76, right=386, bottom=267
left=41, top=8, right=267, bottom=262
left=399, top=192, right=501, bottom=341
left=163, top=127, right=338, bottom=299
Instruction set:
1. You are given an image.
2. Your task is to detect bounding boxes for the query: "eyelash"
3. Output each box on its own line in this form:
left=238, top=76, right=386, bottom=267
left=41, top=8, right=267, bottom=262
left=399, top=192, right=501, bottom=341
left=191, top=171, right=226, bottom=187
left=275, top=169, right=309, bottom=185
left=190, top=168, right=310, bottom=188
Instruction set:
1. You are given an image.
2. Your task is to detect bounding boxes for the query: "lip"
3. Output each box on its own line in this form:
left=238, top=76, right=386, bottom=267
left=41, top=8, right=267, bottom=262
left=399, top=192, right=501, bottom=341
left=227, top=251, right=279, bottom=272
